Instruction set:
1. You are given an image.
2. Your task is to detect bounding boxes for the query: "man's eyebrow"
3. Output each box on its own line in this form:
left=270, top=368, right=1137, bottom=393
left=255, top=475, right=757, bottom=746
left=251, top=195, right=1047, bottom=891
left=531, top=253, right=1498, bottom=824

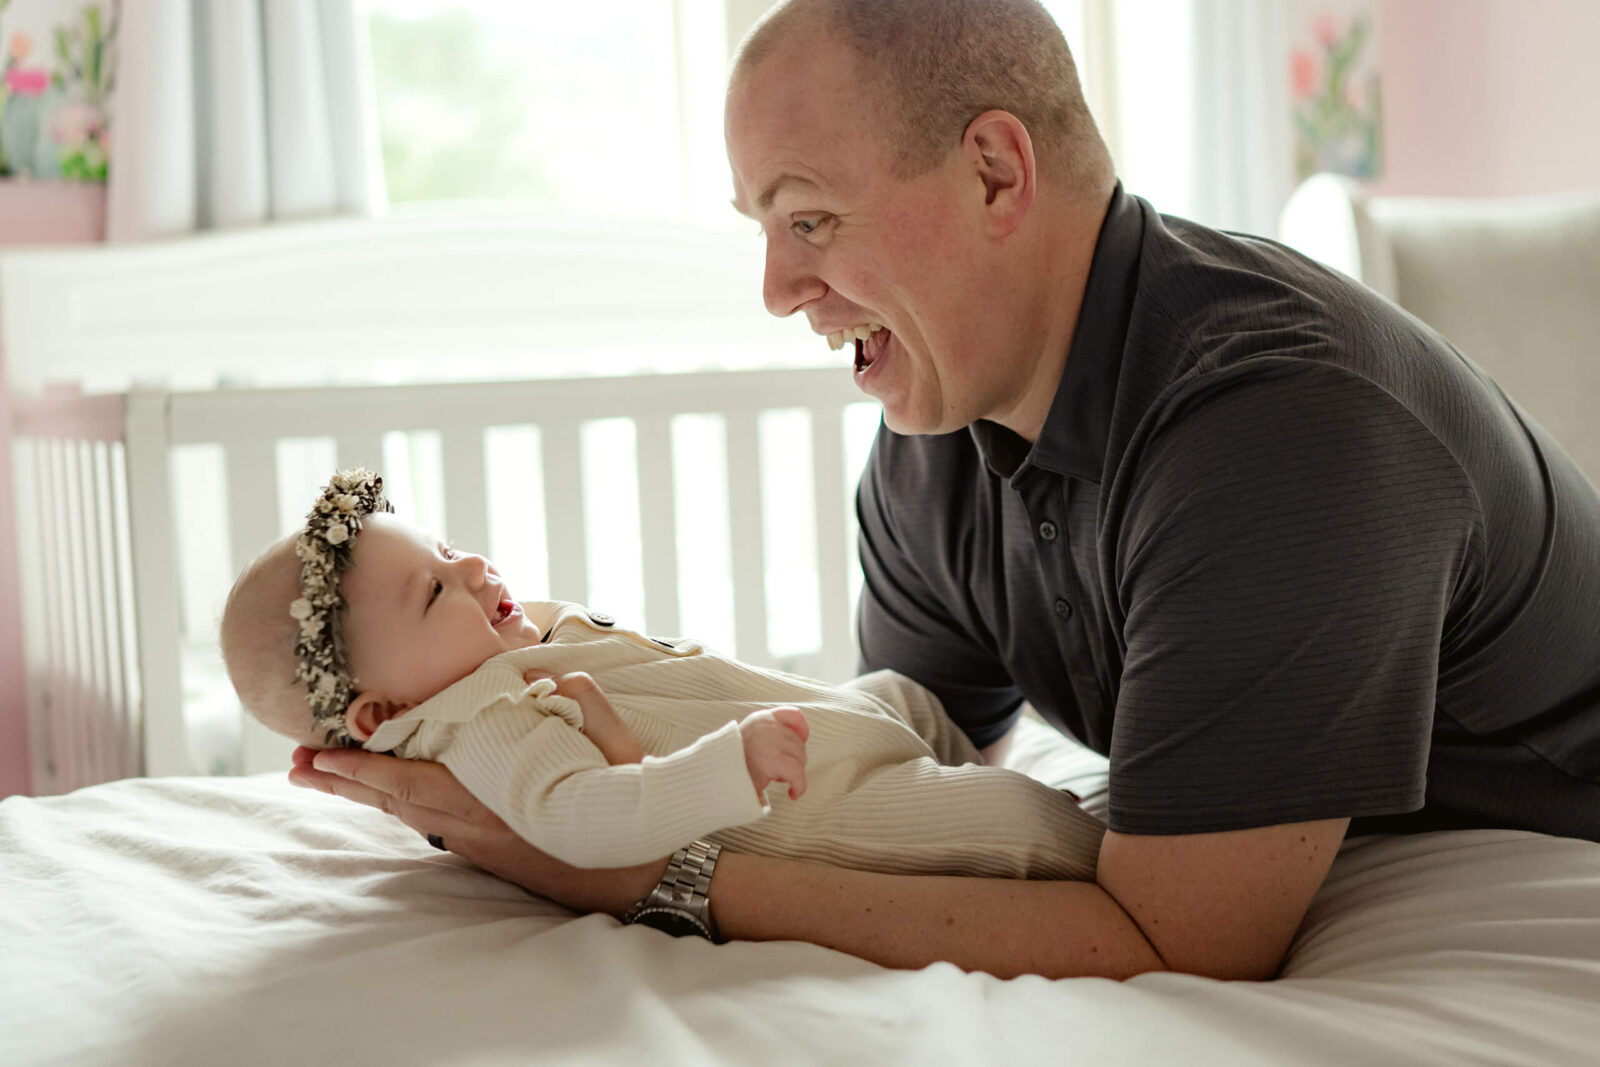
left=731, top=173, right=819, bottom=217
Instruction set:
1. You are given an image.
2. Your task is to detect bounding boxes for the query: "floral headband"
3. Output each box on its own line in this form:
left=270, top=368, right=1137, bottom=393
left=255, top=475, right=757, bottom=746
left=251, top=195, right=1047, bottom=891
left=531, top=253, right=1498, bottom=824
left=290, top=468, right=393, bottom=746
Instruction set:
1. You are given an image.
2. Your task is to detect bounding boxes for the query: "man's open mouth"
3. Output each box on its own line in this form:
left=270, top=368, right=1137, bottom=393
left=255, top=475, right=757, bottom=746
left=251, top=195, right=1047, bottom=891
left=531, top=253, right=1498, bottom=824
left=854, top=327, right=891, bottom=374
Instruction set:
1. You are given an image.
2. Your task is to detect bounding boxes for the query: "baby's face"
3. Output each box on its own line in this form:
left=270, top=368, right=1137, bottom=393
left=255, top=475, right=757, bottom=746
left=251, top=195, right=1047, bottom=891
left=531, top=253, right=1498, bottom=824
left=340, top=513, right=541, bottom=708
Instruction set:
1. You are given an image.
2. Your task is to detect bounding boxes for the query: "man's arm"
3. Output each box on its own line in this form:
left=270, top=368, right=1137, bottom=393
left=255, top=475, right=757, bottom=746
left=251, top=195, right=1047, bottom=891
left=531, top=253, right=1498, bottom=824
left=291, top=749, right=1344, bottom=980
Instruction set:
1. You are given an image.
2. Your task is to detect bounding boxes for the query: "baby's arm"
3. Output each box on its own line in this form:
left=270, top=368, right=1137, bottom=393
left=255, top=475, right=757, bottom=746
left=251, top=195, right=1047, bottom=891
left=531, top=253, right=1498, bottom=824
left=522, top=669, right=643, bottom=765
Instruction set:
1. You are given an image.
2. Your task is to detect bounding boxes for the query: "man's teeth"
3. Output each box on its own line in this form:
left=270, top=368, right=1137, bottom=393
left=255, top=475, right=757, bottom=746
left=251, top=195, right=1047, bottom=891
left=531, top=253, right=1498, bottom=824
left=827, top=322, right=885, bottom=351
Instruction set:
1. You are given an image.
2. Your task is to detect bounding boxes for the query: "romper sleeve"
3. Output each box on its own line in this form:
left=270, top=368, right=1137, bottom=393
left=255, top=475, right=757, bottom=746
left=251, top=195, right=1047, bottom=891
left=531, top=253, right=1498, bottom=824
left=437, top=700, right=769, bottom=868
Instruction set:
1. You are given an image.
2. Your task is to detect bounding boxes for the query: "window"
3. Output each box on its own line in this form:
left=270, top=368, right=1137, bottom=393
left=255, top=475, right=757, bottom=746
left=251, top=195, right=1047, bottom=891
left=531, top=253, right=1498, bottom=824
left=366, top=0, right=736, bottom=228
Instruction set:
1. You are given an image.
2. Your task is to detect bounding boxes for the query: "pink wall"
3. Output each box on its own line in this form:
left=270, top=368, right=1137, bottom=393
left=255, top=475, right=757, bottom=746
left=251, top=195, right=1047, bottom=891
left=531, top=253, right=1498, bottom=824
left=1369, top=0, right=1600, bottom=197
left=0, top=181, right=108, bottom=798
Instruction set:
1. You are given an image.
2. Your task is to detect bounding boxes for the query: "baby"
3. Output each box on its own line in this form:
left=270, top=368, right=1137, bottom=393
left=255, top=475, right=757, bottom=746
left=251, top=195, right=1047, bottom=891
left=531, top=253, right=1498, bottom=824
left=222, top=469, right=1105, bottom=880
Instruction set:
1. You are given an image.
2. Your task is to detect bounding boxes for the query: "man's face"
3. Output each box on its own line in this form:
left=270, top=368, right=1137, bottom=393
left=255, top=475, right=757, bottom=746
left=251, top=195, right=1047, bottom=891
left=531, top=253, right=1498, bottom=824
left=341, top=514, right=540, bottom=708
left=726, top=35, right=1012, bottom=435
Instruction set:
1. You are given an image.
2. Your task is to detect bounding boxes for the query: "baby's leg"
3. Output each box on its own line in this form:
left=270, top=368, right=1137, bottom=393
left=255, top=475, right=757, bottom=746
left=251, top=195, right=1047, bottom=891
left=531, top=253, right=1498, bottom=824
left=842, top=670, right=984, bottom=766
left=523, top=670, right=644, bottom=765
left=713, top=756, right=1106, bottom=881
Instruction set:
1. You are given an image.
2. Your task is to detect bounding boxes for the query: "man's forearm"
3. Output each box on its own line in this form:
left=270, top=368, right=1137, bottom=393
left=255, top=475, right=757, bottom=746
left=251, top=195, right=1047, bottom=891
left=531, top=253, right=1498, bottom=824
left=706, top=851, right=1167, bottom=980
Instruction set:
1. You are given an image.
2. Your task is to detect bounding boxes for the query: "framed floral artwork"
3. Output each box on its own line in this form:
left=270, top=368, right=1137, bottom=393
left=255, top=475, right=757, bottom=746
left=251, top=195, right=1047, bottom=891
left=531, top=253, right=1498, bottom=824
left=0, top=0, right=116, bottom=182
left=1290, top=0, right=1383, bottom=181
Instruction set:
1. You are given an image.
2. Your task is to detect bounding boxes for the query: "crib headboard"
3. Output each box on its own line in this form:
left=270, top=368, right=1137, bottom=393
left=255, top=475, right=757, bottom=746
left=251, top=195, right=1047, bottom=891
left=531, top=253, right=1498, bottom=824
left=4, top=214, right=876, bottom=793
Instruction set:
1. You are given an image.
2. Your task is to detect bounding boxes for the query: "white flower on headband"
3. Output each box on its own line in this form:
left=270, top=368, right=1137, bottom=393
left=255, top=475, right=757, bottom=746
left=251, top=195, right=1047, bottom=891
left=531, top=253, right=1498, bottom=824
left=289, top=598, right=313, bottom=620
left=335, top=494, right=358, bottom=513
left=326, top=524, right=350, bottom=546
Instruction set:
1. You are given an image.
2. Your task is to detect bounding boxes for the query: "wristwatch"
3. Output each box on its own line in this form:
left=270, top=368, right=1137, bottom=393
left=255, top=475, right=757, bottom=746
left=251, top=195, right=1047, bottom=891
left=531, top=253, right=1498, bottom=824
left=623, top=839, right=722, bottom=942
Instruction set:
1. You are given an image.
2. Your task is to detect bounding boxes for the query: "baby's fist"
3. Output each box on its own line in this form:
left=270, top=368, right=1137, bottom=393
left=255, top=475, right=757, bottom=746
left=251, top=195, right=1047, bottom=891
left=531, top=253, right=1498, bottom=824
left=738, top=706, right=809, bottom=801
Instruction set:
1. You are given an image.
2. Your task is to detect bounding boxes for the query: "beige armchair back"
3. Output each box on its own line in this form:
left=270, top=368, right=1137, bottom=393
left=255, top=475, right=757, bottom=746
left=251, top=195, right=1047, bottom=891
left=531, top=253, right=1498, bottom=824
left=1280, top=174, right=1600, bottom=484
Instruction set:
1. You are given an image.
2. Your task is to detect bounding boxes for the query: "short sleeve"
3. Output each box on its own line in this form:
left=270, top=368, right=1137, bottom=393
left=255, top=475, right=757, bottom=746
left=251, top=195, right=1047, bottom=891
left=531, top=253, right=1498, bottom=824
left=1108, top=361, right=1483, bottom=834
left=855, top=429, right=1025, bottom=748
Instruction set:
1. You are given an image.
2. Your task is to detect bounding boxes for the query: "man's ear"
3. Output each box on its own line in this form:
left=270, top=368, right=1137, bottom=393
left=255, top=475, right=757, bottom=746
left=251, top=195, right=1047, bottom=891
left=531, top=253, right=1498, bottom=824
left=344, top=690, right=414, bottom=743
left=964, top=109, right=1036, bottom=236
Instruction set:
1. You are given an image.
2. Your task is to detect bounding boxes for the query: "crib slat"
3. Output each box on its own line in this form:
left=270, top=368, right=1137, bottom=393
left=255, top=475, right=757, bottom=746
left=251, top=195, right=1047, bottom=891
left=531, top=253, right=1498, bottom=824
left=225, top=441, right=295, bottom=777
left=125, top=392, right=191, bottom=777
left=92, top=443, right=131, bottom=782
left=540, top=421, right=588, bottom=606
left=440, top=429, right=490, bottom=556
left=810, top=405, right=854, bottom=683
left=67, top=441, right=100, bottom=789
left=54, top=439, right=89, bottom=791
left=726, top=412, right=769, bottom=666
left=107, top=443, right=141, bottom=781
left=75, top=440, right=112, bottom=788
left=635, top=414, right=681, bottom=637
left=30, top=439, right=64, bottom=792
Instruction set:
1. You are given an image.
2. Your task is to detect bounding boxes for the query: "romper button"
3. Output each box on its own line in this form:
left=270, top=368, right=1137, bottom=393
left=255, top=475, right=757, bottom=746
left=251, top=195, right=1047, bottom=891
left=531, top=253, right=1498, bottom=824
left=589, top=612, right=614, bottom=626
left=1038, top=520, right=1058, bottom=542
left=1054, top=598, right=1072, bottom=620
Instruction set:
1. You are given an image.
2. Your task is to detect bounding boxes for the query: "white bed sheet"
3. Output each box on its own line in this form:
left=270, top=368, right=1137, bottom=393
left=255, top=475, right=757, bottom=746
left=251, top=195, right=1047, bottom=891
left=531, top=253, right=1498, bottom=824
left=4, top=719, right=1599, bottom=1067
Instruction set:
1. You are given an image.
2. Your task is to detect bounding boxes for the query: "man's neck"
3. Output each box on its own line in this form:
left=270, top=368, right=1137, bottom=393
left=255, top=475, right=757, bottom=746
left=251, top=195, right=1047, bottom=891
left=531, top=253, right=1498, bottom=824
left=993, top=185, right=1115, bottom=444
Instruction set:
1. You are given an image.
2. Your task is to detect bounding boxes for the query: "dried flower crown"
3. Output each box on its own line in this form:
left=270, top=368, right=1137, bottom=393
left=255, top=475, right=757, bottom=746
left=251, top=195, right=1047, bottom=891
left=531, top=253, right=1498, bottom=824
left=291, top=468, right=393, bottom=746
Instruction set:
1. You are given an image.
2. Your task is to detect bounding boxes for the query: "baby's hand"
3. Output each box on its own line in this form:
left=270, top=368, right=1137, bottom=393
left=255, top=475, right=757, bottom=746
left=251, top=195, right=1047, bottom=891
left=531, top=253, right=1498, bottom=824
left=738, top=706, right=809, bottom=801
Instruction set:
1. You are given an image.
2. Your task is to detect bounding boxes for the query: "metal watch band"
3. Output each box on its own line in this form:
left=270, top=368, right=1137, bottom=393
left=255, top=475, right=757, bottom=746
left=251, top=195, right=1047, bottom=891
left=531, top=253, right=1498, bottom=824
left=625, top=839, right=722, bottom=940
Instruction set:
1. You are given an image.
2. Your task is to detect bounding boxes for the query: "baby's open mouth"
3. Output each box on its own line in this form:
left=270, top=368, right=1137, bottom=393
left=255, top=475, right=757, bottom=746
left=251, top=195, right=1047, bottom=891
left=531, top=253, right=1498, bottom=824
left=491, top=597, right=521, bottom=628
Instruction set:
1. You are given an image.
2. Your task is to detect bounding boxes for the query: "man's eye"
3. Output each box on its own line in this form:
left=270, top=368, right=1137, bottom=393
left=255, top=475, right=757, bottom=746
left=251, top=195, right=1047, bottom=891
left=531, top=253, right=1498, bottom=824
left=791, top=215, right=829, bottom=236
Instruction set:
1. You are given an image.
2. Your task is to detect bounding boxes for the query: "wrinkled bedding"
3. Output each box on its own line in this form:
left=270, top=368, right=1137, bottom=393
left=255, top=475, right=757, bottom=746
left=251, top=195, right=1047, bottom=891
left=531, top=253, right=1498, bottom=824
left=4, top=719, right=1598, bottom=1066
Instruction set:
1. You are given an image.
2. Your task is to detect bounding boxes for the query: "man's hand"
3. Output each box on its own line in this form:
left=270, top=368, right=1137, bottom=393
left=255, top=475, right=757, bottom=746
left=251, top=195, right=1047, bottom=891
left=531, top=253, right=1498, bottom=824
left=288, top=747, right=665, bottom=916
left=738, top=706, right=809, bottom=800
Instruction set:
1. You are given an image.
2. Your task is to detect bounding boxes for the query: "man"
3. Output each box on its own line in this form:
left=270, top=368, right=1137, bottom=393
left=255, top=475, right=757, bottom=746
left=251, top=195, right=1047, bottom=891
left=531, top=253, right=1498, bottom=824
left=293, top=0, right=1600, bottom=980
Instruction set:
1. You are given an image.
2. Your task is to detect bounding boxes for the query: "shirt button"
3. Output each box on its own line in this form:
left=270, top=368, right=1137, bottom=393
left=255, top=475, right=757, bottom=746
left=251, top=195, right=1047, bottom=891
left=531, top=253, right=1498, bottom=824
left=589, top=612, right=614, bottom=626
left=1054, top=598, right=1072, bottom=620
left=1038, top=520, right=1059, bottom=542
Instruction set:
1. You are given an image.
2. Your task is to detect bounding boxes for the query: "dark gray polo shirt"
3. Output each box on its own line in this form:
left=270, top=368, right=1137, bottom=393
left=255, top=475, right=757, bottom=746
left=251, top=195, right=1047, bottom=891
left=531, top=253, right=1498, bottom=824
left=856, top=184, right=1600, bottom=841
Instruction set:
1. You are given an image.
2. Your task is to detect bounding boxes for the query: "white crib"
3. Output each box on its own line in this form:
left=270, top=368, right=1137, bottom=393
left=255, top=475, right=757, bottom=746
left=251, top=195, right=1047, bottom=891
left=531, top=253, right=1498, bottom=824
left=4, top=212, right=874, bottom=796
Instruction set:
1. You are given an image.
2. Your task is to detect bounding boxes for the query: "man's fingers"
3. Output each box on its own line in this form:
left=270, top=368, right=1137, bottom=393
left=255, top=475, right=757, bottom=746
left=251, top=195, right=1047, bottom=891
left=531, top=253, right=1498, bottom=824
left=310, top=749, right=487, bottom=824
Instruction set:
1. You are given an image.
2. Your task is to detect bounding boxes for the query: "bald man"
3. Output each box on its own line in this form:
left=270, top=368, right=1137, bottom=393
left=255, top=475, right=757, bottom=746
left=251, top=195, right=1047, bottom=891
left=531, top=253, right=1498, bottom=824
left=294, top=0, right=1600, bottom=980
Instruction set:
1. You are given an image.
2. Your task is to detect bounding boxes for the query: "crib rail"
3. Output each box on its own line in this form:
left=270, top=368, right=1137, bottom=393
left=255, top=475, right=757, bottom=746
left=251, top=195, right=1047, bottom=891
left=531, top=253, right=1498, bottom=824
left=12, top=369, right=877, bottom=786
left=12, top=388, right=140, bottom=795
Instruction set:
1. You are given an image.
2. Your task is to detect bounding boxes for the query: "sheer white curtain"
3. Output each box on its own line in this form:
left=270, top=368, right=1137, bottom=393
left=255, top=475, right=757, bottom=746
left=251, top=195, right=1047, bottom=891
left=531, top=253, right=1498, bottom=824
left=1187, top=0, right=1294, bottom=235
left=1108, top=0, right=1294, bottom=237
left=107, top=0, right=385, bottom=241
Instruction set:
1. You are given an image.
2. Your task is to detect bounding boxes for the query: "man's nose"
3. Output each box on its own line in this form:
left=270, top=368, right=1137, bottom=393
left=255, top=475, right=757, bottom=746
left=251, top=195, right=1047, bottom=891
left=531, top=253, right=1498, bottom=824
left=762, top=237, right=826, bottom=318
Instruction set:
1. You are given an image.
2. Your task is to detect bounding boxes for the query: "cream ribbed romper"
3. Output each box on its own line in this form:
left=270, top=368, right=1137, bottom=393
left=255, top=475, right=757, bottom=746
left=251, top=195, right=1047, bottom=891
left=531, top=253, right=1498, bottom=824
left=364, top=603, right=1105, bottom=880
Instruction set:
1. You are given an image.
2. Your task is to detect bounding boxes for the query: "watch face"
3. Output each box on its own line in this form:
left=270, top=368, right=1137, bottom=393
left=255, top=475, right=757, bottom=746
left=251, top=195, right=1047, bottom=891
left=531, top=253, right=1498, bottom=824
left=633, top=908, right=711, bottom=939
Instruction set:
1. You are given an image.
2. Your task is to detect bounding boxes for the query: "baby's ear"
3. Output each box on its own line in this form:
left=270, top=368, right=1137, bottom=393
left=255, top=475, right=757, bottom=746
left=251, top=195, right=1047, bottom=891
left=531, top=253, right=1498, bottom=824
left=344, top=691, right=414, bottom=742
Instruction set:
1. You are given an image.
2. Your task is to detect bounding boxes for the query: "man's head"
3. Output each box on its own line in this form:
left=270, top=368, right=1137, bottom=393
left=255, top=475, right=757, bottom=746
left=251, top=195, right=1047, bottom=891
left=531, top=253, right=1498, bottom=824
left=727, top=0, right=1115, bottom=440
left=222, top=502, right=541, bottom=750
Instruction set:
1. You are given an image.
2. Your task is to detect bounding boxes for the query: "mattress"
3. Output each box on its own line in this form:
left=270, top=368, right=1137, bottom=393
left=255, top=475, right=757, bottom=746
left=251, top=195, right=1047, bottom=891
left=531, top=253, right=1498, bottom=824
left=3, top=719, right=1598, bottom=1066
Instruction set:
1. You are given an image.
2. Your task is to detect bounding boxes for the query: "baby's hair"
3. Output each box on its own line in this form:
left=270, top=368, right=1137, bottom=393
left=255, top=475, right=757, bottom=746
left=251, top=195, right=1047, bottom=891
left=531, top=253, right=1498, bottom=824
left=220, top=535, right=353, bottom=748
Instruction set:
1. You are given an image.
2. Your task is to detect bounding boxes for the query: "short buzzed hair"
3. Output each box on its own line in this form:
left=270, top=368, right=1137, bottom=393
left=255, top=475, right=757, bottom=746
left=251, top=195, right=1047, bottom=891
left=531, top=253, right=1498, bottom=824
left=219, top=535, right=346, bottom=749
left=735, top=0, right=1114, bottom=192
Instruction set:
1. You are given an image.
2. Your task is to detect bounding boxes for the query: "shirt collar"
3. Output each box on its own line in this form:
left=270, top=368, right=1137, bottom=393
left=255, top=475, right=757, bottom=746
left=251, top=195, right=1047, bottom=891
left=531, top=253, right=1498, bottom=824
left=970, top=182, right=1145, bottom=484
